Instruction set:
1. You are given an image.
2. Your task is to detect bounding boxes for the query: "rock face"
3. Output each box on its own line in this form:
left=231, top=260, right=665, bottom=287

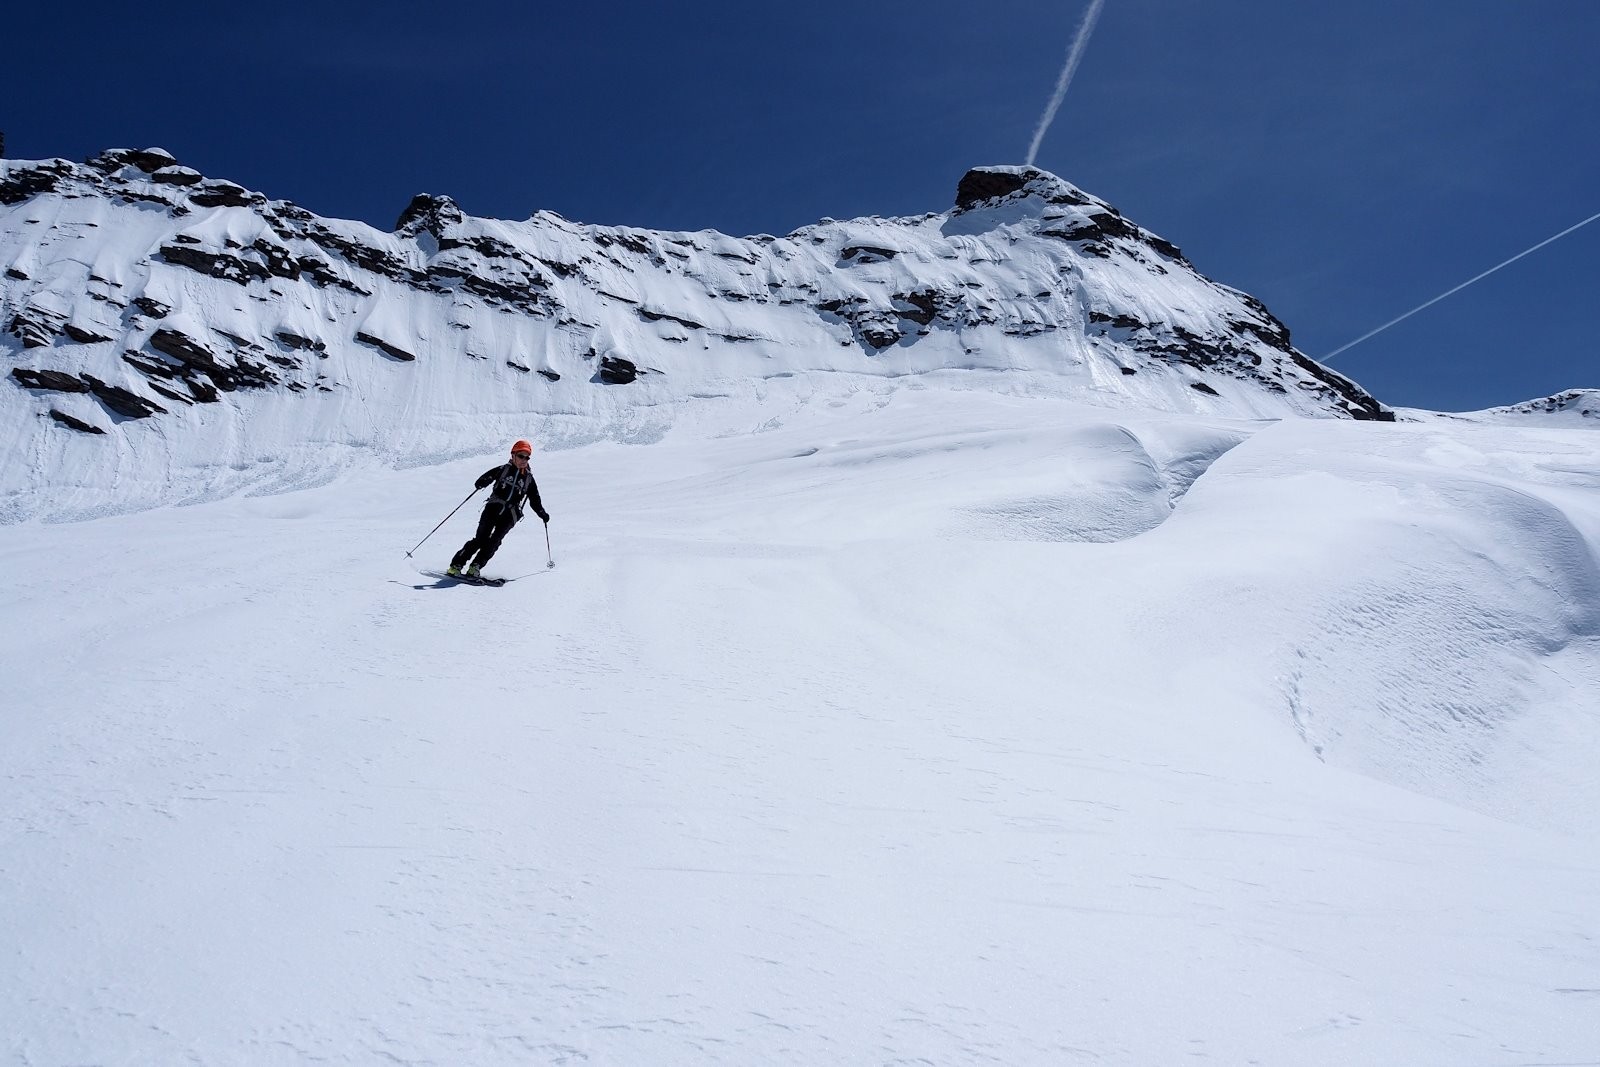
left=395, top=193, right=466, bottom=237
left=955, top=167, right=1036, bottom=209
left=355, top=332, right=417, bottom=362
left=12, top=368, right=90, bottom=393
left=47, top=409, right=105, bottom=434
left=596, top=355, right=640, bottom=385
left=1, top=150, right=1409, bottom=519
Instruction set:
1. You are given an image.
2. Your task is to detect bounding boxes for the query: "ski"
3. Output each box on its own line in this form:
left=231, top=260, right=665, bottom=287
left=421, top=569, right=509, bottom=587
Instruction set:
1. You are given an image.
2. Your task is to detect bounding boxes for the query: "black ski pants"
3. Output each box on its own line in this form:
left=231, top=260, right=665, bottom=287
left=452, top=503, right=517, bottom=569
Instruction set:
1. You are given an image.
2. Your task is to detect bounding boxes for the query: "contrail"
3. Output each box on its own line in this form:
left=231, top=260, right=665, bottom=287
left=1025, top=0, right=1108, bottom=167
left=1322, top=208, right=1600, bottom=363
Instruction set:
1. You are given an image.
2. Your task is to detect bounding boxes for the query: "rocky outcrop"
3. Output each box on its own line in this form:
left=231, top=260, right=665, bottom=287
left=639, top=308, right=706, bottom=331
left=12, top=368, right=90, bottom=393
left=14, top=366, right=169, bottom=420
left=82, top=375, right=164, bottom=418
left=0, top=159, right=73, bottom=205
left=189, top=180, right=264, bottom=209
left=151, top=166, right=203, bottom=187
left=395, top=193, right=465, bottom=237
left=62, top=323, right=114, bottom=345
left=955, top=166, right=1094, bottom=211
left=148, top=328, right=280, bottom=391
left=7, top=304, right=67, bottom=348
left=160, top=240, right=301, bottom=285
left=840, top=245, right=899, bottom=263
left=596, top=355, right=641, bottom=384
left=87, top=147, right=180, bottom=174
left=1288, top=354, right=1393, bottom=421
left=355, top=332, right=417, bottom=362
left=47, top=409, right=106, bottom=434
left=955, top=168, right=1032, bottom=210
left=275, top=330, right=326, bottom=354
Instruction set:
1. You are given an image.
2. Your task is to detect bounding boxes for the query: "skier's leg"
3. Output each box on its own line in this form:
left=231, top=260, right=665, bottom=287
left=470, top=514, right=511, bottom=568
left=472, top=512, right=517, bottom=568
left=452, top=507, right=498, bottom=569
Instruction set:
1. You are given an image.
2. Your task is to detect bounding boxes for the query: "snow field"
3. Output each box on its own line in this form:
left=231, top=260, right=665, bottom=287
left=2, top=387, right=1598, bottom=1064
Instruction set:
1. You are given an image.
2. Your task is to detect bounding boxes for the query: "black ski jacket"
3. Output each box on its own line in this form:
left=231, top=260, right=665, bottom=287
left=474, top=463, right=548, bottom=523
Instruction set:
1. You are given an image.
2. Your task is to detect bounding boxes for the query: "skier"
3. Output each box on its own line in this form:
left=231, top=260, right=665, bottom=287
left=447, top=440, right=550, bottom=579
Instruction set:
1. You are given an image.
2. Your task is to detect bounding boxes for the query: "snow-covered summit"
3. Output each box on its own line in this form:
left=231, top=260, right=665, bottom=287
left=1396, top=388, right=1600, bottom=428
left=1476, top=388, right=1600, bottom=425
left=3, top=150, right=1393, bottom=521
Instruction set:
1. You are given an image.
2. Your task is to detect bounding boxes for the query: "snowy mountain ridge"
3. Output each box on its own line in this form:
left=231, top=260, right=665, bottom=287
left=1468, top=387, right=1599, bottom=423
left=3, top=149, right=1396, bottom=522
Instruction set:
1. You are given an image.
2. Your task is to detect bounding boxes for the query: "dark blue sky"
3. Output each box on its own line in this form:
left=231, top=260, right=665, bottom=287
left=8, top=0, right=1597, bottom=411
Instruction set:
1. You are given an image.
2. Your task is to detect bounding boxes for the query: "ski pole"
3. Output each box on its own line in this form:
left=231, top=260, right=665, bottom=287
left=406, top=487, right=481, bottom=558
left=544, top=521, right=555, bottom=568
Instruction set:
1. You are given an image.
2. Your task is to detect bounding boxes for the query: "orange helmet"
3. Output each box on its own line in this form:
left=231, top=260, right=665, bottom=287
left=510, top=439, right=532, bottom=456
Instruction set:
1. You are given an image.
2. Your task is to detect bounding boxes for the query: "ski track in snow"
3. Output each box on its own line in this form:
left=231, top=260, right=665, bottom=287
left=3, top=390, right=1599, bottom=1065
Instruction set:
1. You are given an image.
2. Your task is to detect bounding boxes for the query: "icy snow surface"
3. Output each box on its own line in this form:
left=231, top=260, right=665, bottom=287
left=3, top=385, right=1599, bottom=1065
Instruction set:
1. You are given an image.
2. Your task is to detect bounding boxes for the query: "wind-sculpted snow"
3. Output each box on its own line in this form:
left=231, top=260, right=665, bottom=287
left=2, top=390, right=1597, bottom=1063
left=4, top=151, right=1392, bottom=522
left=1159, top=418, right=1600, bottom=833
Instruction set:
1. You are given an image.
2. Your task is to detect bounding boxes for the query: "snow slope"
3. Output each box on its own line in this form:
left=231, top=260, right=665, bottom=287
left=4, top=387, right=1598, bottom=1065
left=3, top=153, right=1391, bottom=523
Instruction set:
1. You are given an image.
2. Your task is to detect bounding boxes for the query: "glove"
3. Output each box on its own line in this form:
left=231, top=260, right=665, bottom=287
left=537, top=509, right=550, bottom=523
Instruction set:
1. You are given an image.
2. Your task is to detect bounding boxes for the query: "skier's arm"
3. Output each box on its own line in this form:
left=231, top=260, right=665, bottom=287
left=527, top=479, right=550, bottom=522
left=473, top=466, right=500, bottom=490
